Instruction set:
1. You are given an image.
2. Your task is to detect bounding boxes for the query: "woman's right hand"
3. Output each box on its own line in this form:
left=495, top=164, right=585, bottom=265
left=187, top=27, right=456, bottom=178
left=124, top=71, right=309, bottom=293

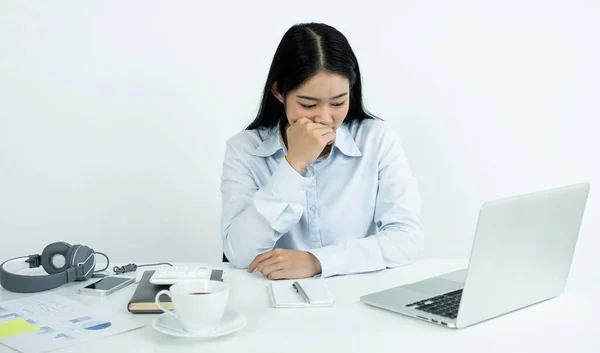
left=284, top=118, right=335, bottom=173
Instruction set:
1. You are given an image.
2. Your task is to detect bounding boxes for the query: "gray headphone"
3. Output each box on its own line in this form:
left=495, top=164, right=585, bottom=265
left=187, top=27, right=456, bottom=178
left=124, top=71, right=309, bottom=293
left=0, top=242, right=100, bottom=293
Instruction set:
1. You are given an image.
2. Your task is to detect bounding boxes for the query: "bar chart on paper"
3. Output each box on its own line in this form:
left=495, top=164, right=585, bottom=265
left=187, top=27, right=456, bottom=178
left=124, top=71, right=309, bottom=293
left=69, top=316, right=112, bottom=331
left=0, top=293, right=142, bottom=353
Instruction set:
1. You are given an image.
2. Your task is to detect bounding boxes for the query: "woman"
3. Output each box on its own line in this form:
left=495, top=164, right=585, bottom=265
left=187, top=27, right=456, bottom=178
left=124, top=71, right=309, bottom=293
left=220, top=22, right=423, bottom=279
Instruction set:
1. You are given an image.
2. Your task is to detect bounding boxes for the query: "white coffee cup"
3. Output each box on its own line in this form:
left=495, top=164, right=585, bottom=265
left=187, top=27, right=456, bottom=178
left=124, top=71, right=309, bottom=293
left=155, top=279, right=229, bottom=333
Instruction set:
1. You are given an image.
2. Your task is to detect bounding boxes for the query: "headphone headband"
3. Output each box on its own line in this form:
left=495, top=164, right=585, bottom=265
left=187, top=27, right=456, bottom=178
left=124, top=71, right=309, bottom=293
left=0, top=242, right=99, bottom=293
left=0, top=257, right=73, bottom=293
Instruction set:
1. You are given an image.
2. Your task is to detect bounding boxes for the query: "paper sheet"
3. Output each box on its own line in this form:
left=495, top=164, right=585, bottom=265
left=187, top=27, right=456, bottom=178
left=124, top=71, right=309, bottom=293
left=0, top=292, right=143, bottom=353
left=269, top=279, right=336, bottom=308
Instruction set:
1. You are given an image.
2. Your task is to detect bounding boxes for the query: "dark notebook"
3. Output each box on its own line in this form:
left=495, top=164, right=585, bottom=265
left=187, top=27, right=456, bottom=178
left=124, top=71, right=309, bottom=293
left=127, top=269, right=224, bottom=314
left=127, top=270, right=170, bottom=313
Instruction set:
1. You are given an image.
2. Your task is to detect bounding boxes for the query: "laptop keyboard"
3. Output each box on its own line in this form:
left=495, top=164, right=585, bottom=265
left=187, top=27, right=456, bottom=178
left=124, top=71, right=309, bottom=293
left=405, top=289, right=462, bottom=319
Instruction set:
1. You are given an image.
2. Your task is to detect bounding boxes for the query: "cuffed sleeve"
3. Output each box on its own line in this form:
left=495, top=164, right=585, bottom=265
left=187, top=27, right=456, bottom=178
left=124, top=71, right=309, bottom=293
left=308, top=236, right=385, bottom=278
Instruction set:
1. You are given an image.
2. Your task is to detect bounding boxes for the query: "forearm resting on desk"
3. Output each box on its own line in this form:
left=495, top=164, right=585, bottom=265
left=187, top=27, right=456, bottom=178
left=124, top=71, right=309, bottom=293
left=221, top=159, right=312, bottom=269
left=308, top=226, right=423, bottom=278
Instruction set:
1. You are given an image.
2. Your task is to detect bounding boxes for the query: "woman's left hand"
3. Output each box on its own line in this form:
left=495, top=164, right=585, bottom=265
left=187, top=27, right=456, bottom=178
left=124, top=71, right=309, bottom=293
left=247, top=249, right=322, bottom=280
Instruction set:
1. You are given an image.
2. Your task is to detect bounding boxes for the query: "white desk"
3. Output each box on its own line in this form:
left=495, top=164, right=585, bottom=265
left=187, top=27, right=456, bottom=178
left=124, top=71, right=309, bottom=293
left=1, top=259, right=598, bottom=353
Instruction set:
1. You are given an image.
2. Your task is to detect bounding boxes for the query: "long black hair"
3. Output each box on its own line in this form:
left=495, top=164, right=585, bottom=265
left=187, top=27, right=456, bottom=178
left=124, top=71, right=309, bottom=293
left=246, top=22, right=378, bottom=130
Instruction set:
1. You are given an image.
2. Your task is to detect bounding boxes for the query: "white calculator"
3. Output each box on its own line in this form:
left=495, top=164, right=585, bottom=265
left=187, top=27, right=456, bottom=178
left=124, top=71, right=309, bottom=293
left=149, top=265, right=212, bottom=285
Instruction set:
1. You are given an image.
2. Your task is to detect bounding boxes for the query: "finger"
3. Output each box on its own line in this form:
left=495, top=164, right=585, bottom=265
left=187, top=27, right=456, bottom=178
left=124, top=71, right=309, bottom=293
left=261, top=262, right=286, bottom=277
left=296, top=117, right=312, bottom=125
left=248, top=251, right=274, bottom=272
left=256, top=255, right=283, bottom=273
left=311, top=125, right=335, bottom=135
left=320, top=131, right=336, bottom=143
left=267, top=270, right=287, bottom=280
left=305, top=121, right=331, bottom=129
left=249, top=253, right=272, bottom=272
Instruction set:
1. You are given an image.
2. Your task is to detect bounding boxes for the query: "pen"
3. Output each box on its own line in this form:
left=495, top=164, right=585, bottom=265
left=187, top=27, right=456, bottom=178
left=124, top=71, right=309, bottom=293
left=292, top=281, right=310, bottom=304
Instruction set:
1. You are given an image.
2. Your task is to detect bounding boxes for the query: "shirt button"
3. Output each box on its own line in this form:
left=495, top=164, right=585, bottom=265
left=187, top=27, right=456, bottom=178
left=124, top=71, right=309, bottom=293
left=310, top=205, right=317, bottom=212
left=313, top=242, right=322, bottom=248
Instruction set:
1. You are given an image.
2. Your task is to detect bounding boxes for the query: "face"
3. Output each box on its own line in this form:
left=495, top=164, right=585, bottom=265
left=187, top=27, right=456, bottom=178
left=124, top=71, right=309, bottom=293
left=272, top=71, right=350, bottom=131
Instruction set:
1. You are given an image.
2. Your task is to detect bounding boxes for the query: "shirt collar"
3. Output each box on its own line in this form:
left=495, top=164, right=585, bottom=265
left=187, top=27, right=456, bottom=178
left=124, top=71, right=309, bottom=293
left=251, top=122, right=362, bottom=158
left=333, top=123, right=363, bottom=157
left=251, top=127, right=286, bottom=157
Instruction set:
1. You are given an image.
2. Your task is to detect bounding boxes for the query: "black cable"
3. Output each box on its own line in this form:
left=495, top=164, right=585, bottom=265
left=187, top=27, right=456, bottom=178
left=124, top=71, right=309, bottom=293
left=113, top=262, right=172, bottom=275
left=94, top=252, right=110, bottom=272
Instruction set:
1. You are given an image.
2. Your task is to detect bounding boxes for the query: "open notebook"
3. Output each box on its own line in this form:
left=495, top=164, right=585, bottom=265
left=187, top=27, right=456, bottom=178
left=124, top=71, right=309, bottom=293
left=268, top=279, right=336, bottom=308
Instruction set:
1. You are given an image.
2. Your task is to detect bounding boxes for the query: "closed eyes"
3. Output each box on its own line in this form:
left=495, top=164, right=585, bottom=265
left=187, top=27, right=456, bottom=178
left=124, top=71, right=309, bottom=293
left=300, top=101, right=346, bottom=109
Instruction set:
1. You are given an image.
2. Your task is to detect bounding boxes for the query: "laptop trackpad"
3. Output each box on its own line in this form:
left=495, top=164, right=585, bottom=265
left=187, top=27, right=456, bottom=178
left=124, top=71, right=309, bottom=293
left=402, top=278, right=463, bottom=297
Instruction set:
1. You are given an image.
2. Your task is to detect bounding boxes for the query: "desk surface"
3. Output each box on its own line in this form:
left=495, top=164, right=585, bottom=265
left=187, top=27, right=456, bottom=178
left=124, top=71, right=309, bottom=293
left=1, top=259, right=598, bottom=353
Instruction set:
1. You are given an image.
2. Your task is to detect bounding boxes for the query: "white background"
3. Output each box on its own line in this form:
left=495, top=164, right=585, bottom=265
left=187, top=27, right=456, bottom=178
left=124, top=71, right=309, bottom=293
left=1, top=1, right=598, bottom=286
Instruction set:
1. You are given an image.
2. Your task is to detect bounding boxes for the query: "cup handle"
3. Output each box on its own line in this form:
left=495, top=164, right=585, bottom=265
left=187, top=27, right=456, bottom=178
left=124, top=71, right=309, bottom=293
left=155, top=289, right=178, bottom=320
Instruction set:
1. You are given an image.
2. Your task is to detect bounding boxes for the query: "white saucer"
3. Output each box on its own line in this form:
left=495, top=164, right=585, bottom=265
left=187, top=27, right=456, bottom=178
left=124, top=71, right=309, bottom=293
left=152, top=310, right=247, bottom=339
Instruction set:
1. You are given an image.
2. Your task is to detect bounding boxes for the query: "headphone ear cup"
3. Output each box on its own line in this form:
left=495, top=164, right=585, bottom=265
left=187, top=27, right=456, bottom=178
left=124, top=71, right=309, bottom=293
left=65, top=244, right=78, bottom=267
left=40, top=242, right=72, bottom=274
left=70, top=245, right=95, bottom=280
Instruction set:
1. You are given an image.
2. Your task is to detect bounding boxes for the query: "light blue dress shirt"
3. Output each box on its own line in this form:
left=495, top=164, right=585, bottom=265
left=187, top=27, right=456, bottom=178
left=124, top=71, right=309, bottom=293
left=220, top=118, right=424, bottom=277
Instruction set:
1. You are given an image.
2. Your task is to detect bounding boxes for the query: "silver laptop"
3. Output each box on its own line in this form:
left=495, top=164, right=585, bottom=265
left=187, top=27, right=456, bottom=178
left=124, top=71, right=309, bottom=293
left=360, top=182, right=590, bottom=329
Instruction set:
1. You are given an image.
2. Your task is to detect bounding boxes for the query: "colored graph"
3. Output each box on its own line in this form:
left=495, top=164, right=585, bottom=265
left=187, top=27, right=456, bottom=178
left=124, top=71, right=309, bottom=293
left=0, top=313, right=20, bottom=320
left=54, top=333, right=73, bottom=341
left=38, top=326, right=55, bottom=335
left=68, top=316, right=112, bottom=330
left=69, top=317, right=91, bottom=324
left=81, top=321, right=112, bottom=330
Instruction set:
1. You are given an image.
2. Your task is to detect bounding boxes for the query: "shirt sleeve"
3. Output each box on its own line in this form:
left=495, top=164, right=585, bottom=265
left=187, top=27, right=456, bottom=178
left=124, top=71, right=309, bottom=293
left=308, top=125, right=424, bottom=277
left=220, top=139, right=314, bottom=268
